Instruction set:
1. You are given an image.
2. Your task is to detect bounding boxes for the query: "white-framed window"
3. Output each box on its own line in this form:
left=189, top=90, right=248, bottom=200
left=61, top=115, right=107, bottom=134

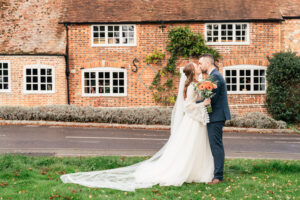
left=205, top=23, right=250, bottom=45
left=0, top=61, right=11, bottom=92
left=91, top=24, right=136, bottom=46
left=23, top=65, right=55, bottom=94
left=223, top=65, right=267, bottom=94
left=82, top=67, right=127, bottom=97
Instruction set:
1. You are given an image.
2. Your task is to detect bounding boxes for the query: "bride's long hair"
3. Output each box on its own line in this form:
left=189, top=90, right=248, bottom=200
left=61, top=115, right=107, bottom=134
left=183, top=63, right=198, bottom=99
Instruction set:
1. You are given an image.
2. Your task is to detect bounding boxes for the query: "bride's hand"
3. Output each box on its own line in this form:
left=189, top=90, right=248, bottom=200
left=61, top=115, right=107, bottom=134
left=203, top=98, right=211, bottom=106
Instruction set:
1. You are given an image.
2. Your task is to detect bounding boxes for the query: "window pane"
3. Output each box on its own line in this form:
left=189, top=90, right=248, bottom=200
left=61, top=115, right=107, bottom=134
left=93, top=26, right=99, bottom=31
left=26, top=77, right=31, bottom=83
left=99, top=87, right=104, bottom=93
left=26, top=84, right=31, bottom=90
left=119, top=72, right=124, bottom=78
left=113, top=72, right=118, bottom=78
left=225, top=70, right=230, bottom=76
left=113, top=80, right=118, bottom=85
left=33, top=76, right=38, bottom=83
left=26, top=69, right=31, bottom=75
left=47, top=84, right=52, bottom=91
left=47, top=77, right=52, bottom=83
left=105, top=72, right=110, bottom=78
left=41, top=84, right=46, bottom=90
left=113, top=87, right=118, bottom=93
left=33, top=69, right=38, bottom=75
left=119, top=87, right=124, bottom=93
left=99, top=72, right=103, bottom=78
left=105, top=87, right=110, bottom=93
left=47, top=69, right=52, bottom=75
left=226, top=78, right=231, bottom=83
left=119, top=79, right=124, bottom=86
left=33, top=84, right=38, bottom=90
left=232, top=85, right=237, bottom=91
left=232, top=78, right=237, bottom=84
left=105, top=80, right=110, bottom=86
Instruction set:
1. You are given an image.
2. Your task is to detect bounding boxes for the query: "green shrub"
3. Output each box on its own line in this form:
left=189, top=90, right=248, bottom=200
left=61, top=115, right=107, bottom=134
left=145, top=50, right=165, bottom=64
left=0, top=105, right=172, bottom=125
left=266, top=51, right=300, bottom=123
left=0, top=106, right=287, bottom=129
left=225, top=112, right=287, bottom=129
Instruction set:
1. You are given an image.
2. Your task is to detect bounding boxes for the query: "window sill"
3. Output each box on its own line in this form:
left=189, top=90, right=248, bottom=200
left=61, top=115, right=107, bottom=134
left=82, top=94, right=127, bottom=97
left=228, top=91, right=266, bottom=95
left=206, top=42, right=250, bottom=46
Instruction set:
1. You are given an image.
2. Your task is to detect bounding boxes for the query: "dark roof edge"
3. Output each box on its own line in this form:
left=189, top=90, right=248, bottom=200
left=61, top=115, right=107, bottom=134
left=59, top=18, right=284, bottom=25
left=0, top=54, right=66, bottom=56
left=282, top=16, right=300, bottom=19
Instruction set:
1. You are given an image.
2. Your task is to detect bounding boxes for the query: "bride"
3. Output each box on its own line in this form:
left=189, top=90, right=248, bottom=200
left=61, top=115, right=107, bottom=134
left=60, top=62, right=214, bottom=192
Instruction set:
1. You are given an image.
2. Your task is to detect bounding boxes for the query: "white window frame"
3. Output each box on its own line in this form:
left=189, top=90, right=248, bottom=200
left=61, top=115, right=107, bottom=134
left=223, top=65, right=267, bottom=94
left=205, top=23, right=250, bottom=45
left=82, top=67, right=127, bottom=97
left=0, top=60, right=11, bottom=93
left=23, top=64, right=55, bottom=94
left=91, top=24, right=137, bottom=47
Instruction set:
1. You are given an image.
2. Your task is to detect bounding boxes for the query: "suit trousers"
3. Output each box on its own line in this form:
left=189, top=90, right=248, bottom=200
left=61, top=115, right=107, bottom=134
left=207, top=121, right=225, bottom=181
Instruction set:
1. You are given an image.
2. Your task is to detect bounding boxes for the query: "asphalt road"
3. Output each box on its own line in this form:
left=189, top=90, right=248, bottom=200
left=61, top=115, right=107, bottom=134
left=0, top=125, right=299, bottom=160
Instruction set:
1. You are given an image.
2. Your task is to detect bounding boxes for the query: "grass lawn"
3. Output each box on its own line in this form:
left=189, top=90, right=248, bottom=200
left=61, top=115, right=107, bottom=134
left=0, top=155, right=299, bottom=200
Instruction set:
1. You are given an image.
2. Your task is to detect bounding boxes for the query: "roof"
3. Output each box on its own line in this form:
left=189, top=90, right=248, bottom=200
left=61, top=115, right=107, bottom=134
left=0, top=0, right=65, bottom=55
left=61, top=0, right=288, bottom=23
left=279, top=0, right=300, bottom=18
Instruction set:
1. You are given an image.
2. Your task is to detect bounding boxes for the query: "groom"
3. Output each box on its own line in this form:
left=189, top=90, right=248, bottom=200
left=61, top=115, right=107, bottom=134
left=197, top=54, right=231, bottom=185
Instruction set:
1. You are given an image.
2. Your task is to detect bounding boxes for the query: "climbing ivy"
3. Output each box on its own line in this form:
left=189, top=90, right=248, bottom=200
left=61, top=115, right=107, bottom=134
left=150, top=27, right=220, bottom=105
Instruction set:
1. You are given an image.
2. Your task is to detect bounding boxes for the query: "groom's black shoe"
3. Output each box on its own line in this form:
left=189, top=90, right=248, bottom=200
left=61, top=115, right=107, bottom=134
left=206, top=179, right=224, bottom=185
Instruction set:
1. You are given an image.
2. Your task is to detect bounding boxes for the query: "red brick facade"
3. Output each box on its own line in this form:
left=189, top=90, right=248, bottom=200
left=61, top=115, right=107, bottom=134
left=67, top=22, right=285, bottom=115
left=0, top=56, right=67, bottom=106
left=1, top=0, right=299, bottom=116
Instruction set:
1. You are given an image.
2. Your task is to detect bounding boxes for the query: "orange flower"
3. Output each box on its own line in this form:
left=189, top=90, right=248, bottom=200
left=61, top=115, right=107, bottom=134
left=199, top=84, right=205, bottom=90
left=205, top=85, right=213, bottom=91
left=212, top=83, right=217, bottom=89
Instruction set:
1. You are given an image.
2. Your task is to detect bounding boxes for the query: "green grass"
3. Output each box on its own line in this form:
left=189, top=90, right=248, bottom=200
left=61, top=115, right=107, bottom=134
left=0, top=155, right=299, bottom=200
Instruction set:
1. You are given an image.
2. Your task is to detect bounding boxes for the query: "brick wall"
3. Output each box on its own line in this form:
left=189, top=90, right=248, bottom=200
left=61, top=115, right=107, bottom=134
left=68, top=22, right=282, bottom=115
left=281, top=19, right=300, bottom=55
left=0, top=56, right=67, bottom=106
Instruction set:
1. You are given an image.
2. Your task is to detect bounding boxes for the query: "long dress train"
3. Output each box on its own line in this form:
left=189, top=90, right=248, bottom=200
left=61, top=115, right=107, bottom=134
left=60, top=84, right=214, bottom=191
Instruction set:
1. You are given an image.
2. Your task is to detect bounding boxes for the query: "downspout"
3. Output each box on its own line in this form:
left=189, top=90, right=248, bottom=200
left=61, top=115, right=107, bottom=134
left=65, top=23, right=70, bottom=105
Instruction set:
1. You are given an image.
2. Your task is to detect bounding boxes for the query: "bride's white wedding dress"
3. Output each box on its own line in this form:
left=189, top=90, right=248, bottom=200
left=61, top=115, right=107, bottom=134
left=60, top=82, right=214, bottom=192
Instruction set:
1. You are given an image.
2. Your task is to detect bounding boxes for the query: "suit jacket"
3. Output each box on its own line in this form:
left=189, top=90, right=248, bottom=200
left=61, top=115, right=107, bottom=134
left=208, top=69, right=231, bottom=122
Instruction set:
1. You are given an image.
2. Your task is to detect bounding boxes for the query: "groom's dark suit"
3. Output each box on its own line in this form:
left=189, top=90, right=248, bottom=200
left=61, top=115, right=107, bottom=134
left=198, top=68, right=231, bottom=181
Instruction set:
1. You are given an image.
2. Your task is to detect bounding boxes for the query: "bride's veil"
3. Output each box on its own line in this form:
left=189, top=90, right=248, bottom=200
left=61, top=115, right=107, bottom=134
left=60, top=67, right=189, bottom=192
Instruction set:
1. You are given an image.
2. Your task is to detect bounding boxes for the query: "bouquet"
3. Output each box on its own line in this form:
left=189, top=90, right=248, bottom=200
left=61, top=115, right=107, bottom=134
left=193, top=76, right=218, bottom=113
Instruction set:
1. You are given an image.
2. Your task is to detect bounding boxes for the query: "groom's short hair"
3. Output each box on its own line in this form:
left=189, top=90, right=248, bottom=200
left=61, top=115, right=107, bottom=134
left=199, top=53, right=214, bottom=65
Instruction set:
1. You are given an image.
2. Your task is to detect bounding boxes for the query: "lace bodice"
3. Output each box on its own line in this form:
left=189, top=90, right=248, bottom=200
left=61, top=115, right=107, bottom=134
left=183, top=83, right=210, bottom=125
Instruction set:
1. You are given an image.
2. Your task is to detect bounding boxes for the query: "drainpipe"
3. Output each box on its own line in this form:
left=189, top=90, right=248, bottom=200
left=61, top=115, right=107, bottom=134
left=64, top=23, right=70, bottom=105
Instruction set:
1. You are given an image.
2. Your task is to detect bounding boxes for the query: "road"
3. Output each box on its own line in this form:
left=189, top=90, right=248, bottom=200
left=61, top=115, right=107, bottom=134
left=0, top=125, right=299, bottom=160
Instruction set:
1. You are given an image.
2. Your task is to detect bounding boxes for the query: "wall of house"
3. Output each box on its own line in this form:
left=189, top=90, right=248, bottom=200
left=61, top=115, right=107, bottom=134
left=281, top=19, right=300, bottom=55
left=0, top=56, right=67, bottom=106
left=68, top=22, right=282, bottom=115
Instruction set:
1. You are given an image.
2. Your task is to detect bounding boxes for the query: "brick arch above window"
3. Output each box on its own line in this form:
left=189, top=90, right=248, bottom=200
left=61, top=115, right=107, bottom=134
left=221, top=59, right=269, bottom=67
left=223, top=65, right=267, bottom=94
